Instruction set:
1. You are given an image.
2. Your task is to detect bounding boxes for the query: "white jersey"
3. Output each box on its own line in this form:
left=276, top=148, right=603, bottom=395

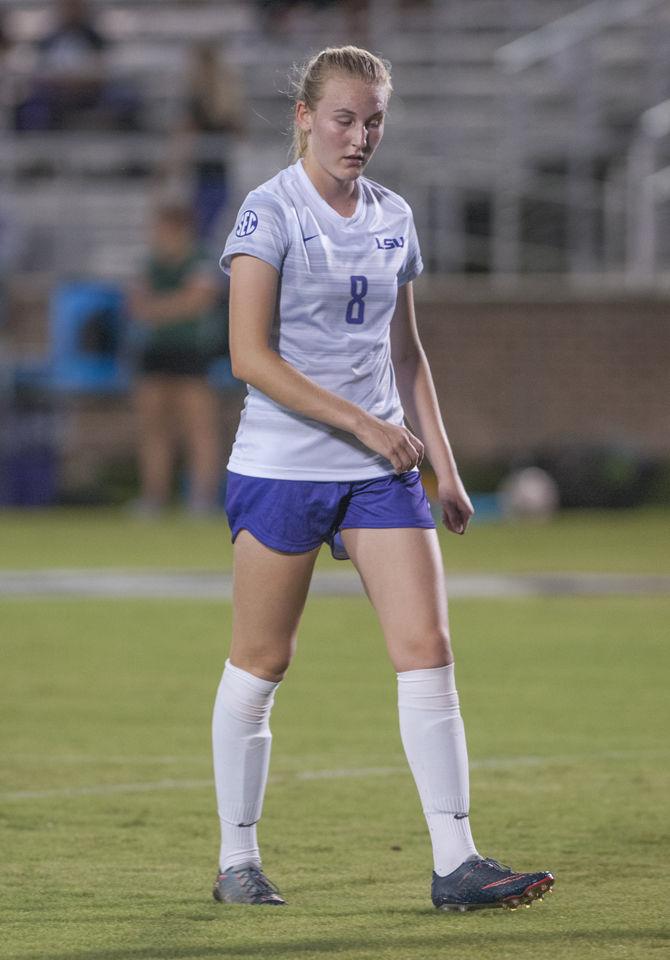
left=220, top=159, right=423, bottom=480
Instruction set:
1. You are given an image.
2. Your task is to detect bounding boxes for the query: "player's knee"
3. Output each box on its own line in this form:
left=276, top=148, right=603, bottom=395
left=392, top=627, right=453, bottom=670
left=261, top=655, right=292, bottom=682
left=232, top=646, right=294, bottom=682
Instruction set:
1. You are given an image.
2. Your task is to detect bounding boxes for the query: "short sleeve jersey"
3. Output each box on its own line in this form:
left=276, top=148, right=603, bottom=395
left=220, top=159, right=423, bottom=480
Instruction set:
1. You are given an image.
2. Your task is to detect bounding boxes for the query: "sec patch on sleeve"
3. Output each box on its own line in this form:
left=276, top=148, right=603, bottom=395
left=235, top=210, right=259, bottom=237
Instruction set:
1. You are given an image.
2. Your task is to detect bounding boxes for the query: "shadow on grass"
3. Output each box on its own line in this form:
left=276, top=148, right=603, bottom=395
left=18, top=927, right=669, bottom=960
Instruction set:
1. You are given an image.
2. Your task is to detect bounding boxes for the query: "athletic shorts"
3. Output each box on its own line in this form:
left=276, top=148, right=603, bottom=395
left=225, top=469, right=436, bottom=560
left=139, top=346, right=211, bottom=377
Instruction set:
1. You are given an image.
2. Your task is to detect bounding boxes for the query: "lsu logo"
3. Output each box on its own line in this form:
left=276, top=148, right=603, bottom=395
left=375, top=236, right=405, bottom=250
left=235, top=210, right=258, bottom=237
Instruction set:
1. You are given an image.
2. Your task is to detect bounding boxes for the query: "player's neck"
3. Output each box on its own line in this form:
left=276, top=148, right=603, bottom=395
left=300, top=156, right=358, bottom=217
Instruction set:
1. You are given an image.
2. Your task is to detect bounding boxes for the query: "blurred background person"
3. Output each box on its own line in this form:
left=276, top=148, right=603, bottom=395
left=0, top=198, right=19, bottom=331
left=161, top=41, right=246, bottom=243
left=0, top=9, right=11, bottom=64
left=14, top=0, right=139, bottom=132
left=0, top=9, right=16, bottom=129
left=184, top=41, right=245, bottom=241
left=129, top=203, right=226, bottom=517
left=255, top=0, right=368, bottom=40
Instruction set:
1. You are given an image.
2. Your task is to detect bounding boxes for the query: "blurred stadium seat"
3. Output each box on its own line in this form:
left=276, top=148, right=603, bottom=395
left=49, top=280, right=129, bottom=394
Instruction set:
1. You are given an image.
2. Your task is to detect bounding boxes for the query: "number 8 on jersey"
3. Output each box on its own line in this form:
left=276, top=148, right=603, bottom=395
left=346, top=275, right=368, bottom=325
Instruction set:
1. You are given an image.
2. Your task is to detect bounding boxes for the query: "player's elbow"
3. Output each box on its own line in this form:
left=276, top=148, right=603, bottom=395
left=391, top=343, right=422, bottom=371
left=229, top=344, right=271, bottom=384
left=230, top=351, right=248, bottom=382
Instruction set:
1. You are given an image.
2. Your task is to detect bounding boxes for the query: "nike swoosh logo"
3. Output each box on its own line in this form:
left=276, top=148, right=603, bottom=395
left=302, top=234, right=320, bottom=242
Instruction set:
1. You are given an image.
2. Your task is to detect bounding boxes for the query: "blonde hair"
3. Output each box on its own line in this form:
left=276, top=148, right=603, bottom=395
left=290, top=46, right=392, bottom=162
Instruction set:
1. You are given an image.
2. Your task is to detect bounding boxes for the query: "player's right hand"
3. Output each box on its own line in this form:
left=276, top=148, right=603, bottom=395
left=355, top=416, right=424, bottom=474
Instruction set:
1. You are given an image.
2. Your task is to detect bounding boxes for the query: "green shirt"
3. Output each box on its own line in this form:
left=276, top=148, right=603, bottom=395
left=142, top=247, right=227, bottom=357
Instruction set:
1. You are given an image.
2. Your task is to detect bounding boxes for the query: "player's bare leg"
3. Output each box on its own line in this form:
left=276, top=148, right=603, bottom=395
left=229, top=530, right=320, bottom=681
left=134, top=377, right=177, bottom=510
left=176, top=377, right=221, bottom=514
left=340, top=526, right=554, bottom=909
left=212, top=532, right=320, bottom=903
left=339, top=526, right=451, bottom=671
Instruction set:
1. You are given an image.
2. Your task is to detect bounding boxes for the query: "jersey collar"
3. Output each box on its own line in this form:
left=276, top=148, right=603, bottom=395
left=296, top=159, right=365, bottom=227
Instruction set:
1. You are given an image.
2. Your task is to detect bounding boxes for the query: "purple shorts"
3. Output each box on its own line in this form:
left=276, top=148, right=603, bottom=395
left=225, top=469, right=435, bottom=560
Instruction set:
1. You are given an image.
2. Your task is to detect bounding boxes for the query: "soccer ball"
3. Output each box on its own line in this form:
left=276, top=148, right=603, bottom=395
left=498, top=467, right=560, bottom=520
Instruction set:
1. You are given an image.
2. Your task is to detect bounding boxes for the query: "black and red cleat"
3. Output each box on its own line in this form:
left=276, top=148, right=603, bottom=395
left=431, top=855, right=554, bottom=912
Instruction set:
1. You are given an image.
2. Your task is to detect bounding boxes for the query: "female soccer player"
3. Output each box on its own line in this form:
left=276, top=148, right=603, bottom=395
left=212, top=46, right=554, bottom=911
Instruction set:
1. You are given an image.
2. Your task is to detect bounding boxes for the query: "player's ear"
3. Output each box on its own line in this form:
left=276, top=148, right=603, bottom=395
left=295, top=100, right=312, bottom=133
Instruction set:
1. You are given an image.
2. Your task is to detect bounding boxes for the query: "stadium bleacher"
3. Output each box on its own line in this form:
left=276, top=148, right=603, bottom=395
left=1, top=0, right=668, bottom=503
left=1, top=0, right=669, bottom=284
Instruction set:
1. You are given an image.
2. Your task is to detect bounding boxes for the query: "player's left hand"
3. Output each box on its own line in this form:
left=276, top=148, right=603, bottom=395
left=438, top=475, right=474, bottom=535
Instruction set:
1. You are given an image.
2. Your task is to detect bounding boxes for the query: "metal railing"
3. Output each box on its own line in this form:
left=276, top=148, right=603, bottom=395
left=492, top=0, right=670, bottom=278
left=3, top=2, right=670, bottom=284
left=495, top=0, right=665, bottom=72
left=626, top=98, right=670, bottom=282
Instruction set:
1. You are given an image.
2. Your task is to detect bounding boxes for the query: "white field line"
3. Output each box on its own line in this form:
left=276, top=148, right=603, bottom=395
left=2, top=750, right=665, bottom=802
left=0, top=754, right=211, bottom=765
left=1, top=778, right=214, bottom=800
left=0, top=569, right=669, bottom=599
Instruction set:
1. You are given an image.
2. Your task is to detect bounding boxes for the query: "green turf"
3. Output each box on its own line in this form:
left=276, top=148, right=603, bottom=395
left=2, top=595, right=669, bottom=960
left=0, top=506, right=669, bottom=573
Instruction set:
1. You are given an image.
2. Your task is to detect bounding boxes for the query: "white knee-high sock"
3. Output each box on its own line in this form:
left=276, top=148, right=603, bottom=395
left=397, top=663, right=479, bottom=877
left=212, top=659, right=279, bottom=872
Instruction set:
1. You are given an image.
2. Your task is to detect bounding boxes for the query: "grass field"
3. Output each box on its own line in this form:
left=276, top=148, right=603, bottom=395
left=1, top=508, right=669, bottom=960
left=1, top=505, right=669, bottom=574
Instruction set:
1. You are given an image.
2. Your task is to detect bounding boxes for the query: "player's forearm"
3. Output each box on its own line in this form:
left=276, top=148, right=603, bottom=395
left=394, top=350, right=460, bottom=481
left=132, top=289, right=216, bottom=324
left=233, top=348, right=369, bottom=438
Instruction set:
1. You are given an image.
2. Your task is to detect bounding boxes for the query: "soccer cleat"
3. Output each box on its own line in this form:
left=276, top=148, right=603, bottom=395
left=431, top=855, right=554, bottom=912
left=213, top=862, right=286, bottom=905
